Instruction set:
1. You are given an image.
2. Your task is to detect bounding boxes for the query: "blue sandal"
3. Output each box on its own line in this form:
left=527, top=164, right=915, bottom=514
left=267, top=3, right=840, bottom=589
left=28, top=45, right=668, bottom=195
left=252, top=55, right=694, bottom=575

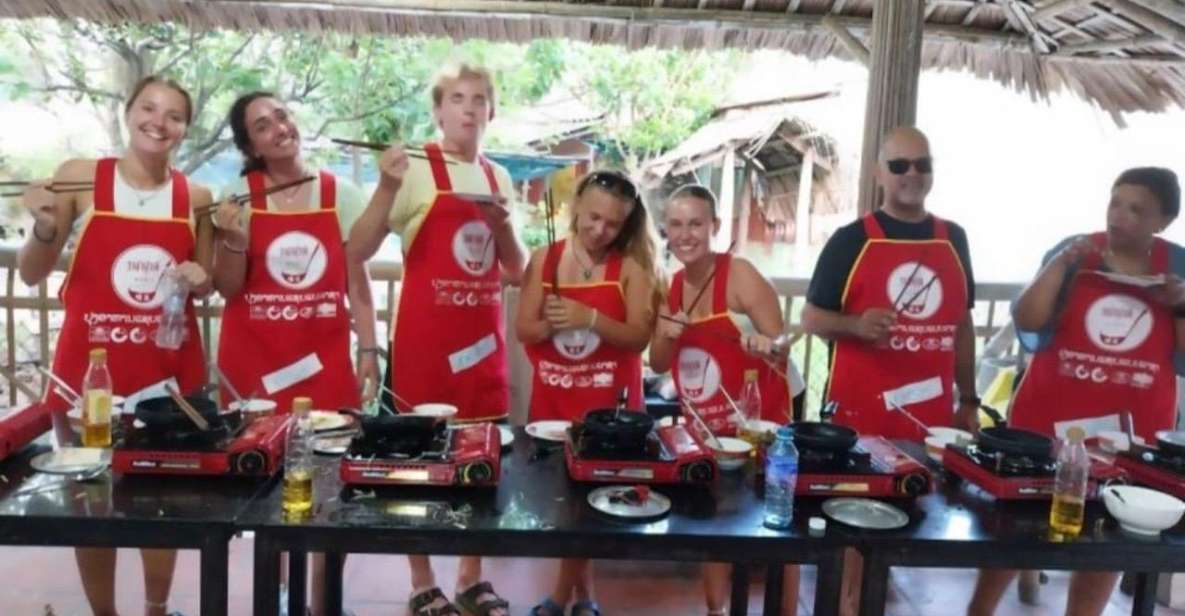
left=569, top=600, right=601, bottom=616
left=528, top=597, right=565, bottom=616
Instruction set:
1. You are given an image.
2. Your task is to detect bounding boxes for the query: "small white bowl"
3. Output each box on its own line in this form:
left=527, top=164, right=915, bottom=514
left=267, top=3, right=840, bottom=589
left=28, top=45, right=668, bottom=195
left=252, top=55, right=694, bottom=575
left=928, top=427, right=973, bottom=444
left=924, top=436, right=949, bottom=463
left=710, top=436, right=753, bottom=472
left=228, top=399, right=278, bottom=415
left=413, top=403, right=459, bottom=420
left=1103, top=485, right=1185, bottom=536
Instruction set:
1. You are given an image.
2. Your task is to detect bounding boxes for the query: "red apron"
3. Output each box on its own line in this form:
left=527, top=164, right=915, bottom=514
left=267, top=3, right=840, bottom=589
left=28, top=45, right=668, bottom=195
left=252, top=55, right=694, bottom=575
left=391, top=144, right=509, bottom=421
left=669, top=253, right=791, bottom=436
left=47, top=157, right=204, bottom=407
left=826, top=214, right=968, bottom=440
left=217, top=171, right=359, bottom=413
left=1010, top=233, right=1176, bottom=442
left=524, top=239, right=642, bottom=422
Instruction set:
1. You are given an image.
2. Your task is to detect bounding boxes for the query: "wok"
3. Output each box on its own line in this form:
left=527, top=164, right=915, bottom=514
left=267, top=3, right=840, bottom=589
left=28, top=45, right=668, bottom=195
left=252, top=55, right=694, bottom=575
left=792, top=421, right=858, bottom=454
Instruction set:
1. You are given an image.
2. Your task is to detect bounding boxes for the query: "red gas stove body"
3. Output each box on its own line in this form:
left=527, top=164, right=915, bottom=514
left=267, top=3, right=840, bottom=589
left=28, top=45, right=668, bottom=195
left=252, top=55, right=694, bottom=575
left=340, top=422, right=500, bottom=487
left=1113, top=444, right=1185, bottom=499
left=112, top=413, right=289, bottom=477
left=0, top=404, right=52, bottom=460
left=565, top=423, right=718, bottom=485
left=796, top=436, right=932, bottom=497
left=943, top=443, right=1125, bottom=500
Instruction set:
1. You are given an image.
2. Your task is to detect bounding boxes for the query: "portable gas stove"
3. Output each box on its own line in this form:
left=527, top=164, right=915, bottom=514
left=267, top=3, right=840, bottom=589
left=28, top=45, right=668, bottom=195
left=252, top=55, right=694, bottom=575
left=564, top=421, right=717, bottom=484
left=1113, top=443, right=1185, bottom=499
left=943, top=443, right=1125, bottom=499
left=340, top=422, right=500, bottom=486
left=796, top=436, right=932, bottom=497
left=112, top=412, right=289, bottom=476
left=0, top=403, right=52, bottom=460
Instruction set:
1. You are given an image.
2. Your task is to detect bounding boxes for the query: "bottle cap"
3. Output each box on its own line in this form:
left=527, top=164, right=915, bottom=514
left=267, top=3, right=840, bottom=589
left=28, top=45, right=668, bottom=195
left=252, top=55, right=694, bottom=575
left=292, top=397, right=313, bottom=415
left=809, top=516, right=826, bottom=536
left=1066, top=427, right=1086, bottom=443
left=775, top=426, right=794, bottom=440
left=89, top=348, right=106, bottom=362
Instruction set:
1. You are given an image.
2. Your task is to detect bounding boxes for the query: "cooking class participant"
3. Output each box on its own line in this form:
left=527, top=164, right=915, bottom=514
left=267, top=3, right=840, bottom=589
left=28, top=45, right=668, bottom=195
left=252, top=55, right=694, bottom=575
left=968, top=167, right=1185, bottom=616
left=16, top=75, right=213, bottom=616
left=648, top=183, right=804, bottom=616
left=348, top=62, right=524, bottom=616
left=800, top=127, right=977, bottom=616
left=211, top=91, right=380, bottom=414
left=516, top=169, right=661, bottom=616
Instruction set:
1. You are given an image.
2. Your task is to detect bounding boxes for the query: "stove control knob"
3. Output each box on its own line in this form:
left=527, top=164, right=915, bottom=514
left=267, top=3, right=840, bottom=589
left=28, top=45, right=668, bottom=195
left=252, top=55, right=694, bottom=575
left=234, top=450, right=266, bottom=476
left=460, top=461, right=493, bottom=484
left=901, top=473, right=928, bottom=496
left=682, top=461, right=715, bottom=483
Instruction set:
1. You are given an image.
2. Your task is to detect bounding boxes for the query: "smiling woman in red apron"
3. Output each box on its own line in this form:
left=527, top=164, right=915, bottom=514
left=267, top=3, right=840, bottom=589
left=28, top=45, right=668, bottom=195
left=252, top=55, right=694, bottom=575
left=211, top=92, right=380, bottom=415
left=649, top=184, right=803, bottom=616
left=969, top=167, right=1185, bottom=616
left=516, top=169, right=661, bottom=616
left=16, top=76, right=213, bottom=616
left=348, top=63, right=525, bottom=616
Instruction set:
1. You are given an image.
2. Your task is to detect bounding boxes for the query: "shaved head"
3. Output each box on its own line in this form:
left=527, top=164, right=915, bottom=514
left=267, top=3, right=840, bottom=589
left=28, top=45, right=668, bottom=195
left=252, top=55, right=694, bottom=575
left=879, top=126, right=930, bottom=162
left=876, top=126, right=933, bottom=215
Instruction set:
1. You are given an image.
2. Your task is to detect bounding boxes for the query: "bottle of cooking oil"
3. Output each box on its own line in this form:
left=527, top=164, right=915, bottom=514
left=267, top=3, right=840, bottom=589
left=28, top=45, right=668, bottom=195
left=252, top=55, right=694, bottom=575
left=282, top=396, right=314, bottom=520
left=1049, top=427, right=1089, bottom=541
left=81, top=348, right=112, bottom=447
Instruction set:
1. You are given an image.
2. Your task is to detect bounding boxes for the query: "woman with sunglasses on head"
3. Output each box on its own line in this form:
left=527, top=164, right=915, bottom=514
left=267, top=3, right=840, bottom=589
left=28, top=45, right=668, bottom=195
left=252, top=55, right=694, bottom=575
left=516, top=169, right=662, bottom=616
left=968, top=167, right=1185, bottom=616
left=17, top=75, right=214, bottom=616
left=211, top=91, right=387, bottom=415
left=649, top=184, right=804, bottom=616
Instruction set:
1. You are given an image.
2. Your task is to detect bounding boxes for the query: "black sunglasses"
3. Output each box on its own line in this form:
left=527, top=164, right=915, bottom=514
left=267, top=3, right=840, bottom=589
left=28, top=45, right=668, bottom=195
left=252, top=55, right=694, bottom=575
left=885, top=157, right=933, bottom=175
left=582, top=171, right=640, bottom=202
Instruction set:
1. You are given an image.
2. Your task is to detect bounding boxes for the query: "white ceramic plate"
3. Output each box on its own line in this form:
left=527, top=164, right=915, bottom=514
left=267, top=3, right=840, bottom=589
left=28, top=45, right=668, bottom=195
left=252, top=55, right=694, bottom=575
left=822, top=498, right=910, bottom=530
left=525, top=420, right=571, bottom=443
left=413, top=403, right=459, bottom=419
left=499, top=425, right=514, bottom=448
left=587, top=485, right=671, bottom=519
left=30, top=448, right=110, bottom=475
left=310, top=411, right=351, bottom=432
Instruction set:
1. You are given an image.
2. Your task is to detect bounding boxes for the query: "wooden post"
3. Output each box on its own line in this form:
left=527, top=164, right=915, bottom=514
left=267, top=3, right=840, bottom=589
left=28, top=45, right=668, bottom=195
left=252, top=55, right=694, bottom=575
left=856, top=0, right=924, bottom=215
left=794, top=149, right=816, bottom=273
left=717, top=148, right=737, bottom=252
left=736, top=160, right=754, bottom=254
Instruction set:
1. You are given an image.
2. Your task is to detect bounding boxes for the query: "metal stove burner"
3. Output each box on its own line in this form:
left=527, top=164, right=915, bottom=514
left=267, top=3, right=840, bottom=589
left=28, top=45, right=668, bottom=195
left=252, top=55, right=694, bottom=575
left=796, top=446, right=872, bottom=473
left=572, top=424, right=670, bottom=462
left=1130, top=444, right=1185, bottom=475
left=965, top=444, right=1055, bottom=477
left=350, top=433, right=450, bottom=461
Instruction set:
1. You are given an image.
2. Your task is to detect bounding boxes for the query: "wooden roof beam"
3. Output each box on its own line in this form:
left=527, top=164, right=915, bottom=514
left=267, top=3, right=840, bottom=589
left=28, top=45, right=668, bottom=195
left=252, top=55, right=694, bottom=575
left=822, top=15, right=871, bottom=66
left=1124, top=0, right=1185, bottom=27
left=1057, top=32, right=1162, bottom=53
left=1033, top=0, right=1097, bottom=22
left=1106, top=0, right=1185, bottom=46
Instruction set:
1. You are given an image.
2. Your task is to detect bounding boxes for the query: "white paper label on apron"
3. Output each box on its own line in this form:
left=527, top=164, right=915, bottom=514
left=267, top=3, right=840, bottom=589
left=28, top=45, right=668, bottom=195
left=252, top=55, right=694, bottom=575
left=1053, top=414, right=1121, bottom=440
left=123, top=376, right=181, bottom=414
left=448, top=333, right=497, bottom=374
left=262, top=353, right=323, bottom=394
left=882, top=376, right=943, bottom=410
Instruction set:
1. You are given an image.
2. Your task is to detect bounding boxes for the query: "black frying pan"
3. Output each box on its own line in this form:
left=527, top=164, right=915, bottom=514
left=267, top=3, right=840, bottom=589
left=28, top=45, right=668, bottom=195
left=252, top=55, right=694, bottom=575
left=1156, top=430, right=1185, bottom=456
left=135, top=395, right=220, bottom=431
left=972, top=404, right=1053, bottom=459
left=360, top=412, right=439, bottom=437
left=792, top=421, right=858, bottom=453
left=582, top=408, right=655, bottom=450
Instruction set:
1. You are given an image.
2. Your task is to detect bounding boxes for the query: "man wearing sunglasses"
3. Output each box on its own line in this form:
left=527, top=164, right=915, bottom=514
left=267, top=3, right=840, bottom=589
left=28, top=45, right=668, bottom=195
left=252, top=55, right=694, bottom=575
left=803, top=126, right=979, bottom=438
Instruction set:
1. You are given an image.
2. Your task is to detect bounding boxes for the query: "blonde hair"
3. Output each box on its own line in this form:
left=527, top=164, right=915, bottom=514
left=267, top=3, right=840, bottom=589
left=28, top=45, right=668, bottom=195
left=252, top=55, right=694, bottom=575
left=572, top=170, right=666, bottom=306
left=430, top=62, right=496, bottom=119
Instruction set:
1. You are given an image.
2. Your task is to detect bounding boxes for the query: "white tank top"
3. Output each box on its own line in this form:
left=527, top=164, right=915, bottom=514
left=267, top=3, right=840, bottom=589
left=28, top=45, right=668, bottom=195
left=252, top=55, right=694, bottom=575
left=67, top=166, right=178, bottom=248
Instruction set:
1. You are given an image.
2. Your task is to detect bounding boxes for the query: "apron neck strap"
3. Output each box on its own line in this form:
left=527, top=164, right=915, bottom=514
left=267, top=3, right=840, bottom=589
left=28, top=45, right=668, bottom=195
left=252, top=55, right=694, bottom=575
left=862, top=213, right=885, bottom=239
left=931, top=215, right=949, bottom=240
left=711, top=252, right=731, bottom=314
left=169, top=169, right=189, bottom=219
left=542, top=239, right=565, bottom=290
left=669, top=268, right=685, bottom=313
left=246, top=171, right=269, bottom=211
left=424, top=143, right=453, bottom=192
left=93, top=158, right=117, bottom=213
left=318, top=170, right=335, bottom=210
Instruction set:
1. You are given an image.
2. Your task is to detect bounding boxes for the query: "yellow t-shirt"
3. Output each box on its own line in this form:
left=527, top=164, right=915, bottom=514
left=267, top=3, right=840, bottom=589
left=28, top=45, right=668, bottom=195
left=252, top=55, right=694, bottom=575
left=387, top=152, right=515, bottom=252
left=217, top=171, right=365, bottom=242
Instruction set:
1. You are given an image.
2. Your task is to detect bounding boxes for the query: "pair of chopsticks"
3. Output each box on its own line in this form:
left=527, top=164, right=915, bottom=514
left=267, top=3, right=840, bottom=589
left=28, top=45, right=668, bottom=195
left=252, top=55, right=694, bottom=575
left=1, top=180, right=94, bottom=199
left=38, top=365, right=81, bottom=406
left=682, top=240, right=738, bottom=316
left=544, top=181, right=560, bottom=292
left=330, top=138, right=459, bottom=165
left=165, top=384, right=209, bottom=431
left=680, top=398, right=722, bottom=449
left=895, top=276, right=937, bottom=316
left=193, top=175, right=316, bottom=217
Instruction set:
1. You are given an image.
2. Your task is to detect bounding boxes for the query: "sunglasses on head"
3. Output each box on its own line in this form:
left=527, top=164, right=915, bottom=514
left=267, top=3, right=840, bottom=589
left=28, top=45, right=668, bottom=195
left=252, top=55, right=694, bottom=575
left=885, top=157, right=933, bottom=175
left=583, top=171, right=640, bottom=202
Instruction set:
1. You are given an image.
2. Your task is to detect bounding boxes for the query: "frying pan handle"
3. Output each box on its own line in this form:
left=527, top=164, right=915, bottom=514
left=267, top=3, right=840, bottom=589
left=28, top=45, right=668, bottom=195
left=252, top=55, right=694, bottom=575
left=979, top=404, right=1005, bottom=426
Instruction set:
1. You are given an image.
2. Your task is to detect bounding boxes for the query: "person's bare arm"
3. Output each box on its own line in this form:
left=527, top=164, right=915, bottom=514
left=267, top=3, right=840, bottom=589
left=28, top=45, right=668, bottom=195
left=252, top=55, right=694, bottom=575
left=17, top=159, right=87, bottom=286
left=515, top=248, right=555, bottom=346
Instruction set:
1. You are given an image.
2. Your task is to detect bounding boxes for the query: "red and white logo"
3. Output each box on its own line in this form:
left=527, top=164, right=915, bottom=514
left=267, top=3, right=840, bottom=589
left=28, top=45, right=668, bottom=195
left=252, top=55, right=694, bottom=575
left=886, top=262, right=943, bottom=320
left=266, top=231, right=327, bottom=290
left=553, top=328, right=602, bottom=361
left=677, top=347, right=722, bottom=403
left=111, top=244, right=176, bottom=309
left=452, top=221, right=495, bottom=276
left=1084, top=293, right=1152, bottom=353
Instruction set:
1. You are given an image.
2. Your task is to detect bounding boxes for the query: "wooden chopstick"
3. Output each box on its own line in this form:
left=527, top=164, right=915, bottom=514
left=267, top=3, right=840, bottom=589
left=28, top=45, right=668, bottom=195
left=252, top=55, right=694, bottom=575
left=683, top=239, right=737, bottom=315
left=194, top=175, right=316, bottom=216
left=165, top=384, right=210, bottom=431
left=0, top=180, right=92, bottom=187
left=330, top=138, right=460, bottom=164
left=1, top=182, right=95, bottom=198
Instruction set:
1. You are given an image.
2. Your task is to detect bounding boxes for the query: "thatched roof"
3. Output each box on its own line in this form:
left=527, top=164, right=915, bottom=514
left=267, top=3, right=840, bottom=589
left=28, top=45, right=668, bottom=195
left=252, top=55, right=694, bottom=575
left=4, top=0, right=1185, bottom=116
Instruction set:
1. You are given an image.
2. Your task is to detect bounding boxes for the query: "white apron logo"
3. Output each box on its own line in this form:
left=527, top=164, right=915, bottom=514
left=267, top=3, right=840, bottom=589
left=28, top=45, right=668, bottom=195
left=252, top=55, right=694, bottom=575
left=111, top=245, right=175, bottom=309
left=452, top=221, right=495, bottom=276
left=677, top=347, right=722, bottom=403
left=887, top=262, right=944, bottom=320
left=553, top=328, right=602, bottom=361
left=266, top=231, right=327, bottom=290
left=1085, top=293, right=1152, bottom=353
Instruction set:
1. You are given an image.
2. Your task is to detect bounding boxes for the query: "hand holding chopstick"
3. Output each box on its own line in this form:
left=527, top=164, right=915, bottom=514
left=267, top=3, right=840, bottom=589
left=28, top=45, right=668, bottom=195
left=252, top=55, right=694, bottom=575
left=331, top=138, right=459, bottom=165
left=1, top=180, right=93, bottom=199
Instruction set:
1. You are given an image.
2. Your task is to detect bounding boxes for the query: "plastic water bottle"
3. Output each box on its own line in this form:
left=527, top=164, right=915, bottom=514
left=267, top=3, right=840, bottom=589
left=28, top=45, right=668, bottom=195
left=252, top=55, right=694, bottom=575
left=154, top=269, right=189, bottom=350
left=282, top=397, right=315, bottom=520
left=1049, top=426, right=1090, bottom=541
left=764, top=426, right=798, bottom=529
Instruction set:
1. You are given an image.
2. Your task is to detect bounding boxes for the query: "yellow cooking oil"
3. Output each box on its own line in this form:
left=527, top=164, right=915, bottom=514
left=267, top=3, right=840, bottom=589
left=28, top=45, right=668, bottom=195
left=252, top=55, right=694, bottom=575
left=81, top=389, right=112, bottom=448
left=1049, top=492, right=1085, bottom=540
left=282, top=469, right=313, bottom=516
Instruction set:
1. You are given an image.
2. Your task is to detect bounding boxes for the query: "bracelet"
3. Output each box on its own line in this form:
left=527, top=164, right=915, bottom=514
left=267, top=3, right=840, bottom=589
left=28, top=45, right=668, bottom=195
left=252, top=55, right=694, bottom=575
left=358, top=347, right=382, bottom=355
left=588, top=309, right=599, bottom=330
left=220, top=239, right=247, bottom=254
left=31, top=222, right=57, bottom=244
left=959, top=394, right=981, bottom=406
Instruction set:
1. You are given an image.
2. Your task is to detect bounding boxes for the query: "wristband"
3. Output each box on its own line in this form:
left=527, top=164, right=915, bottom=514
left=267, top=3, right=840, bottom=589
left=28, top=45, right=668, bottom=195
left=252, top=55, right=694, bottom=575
left=959, top=394, right=981, bottom=406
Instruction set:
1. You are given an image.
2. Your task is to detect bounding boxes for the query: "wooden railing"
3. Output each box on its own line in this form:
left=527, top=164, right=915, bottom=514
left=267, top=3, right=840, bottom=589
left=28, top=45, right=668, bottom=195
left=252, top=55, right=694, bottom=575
left=0, top=245, right=1023, bottom=418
